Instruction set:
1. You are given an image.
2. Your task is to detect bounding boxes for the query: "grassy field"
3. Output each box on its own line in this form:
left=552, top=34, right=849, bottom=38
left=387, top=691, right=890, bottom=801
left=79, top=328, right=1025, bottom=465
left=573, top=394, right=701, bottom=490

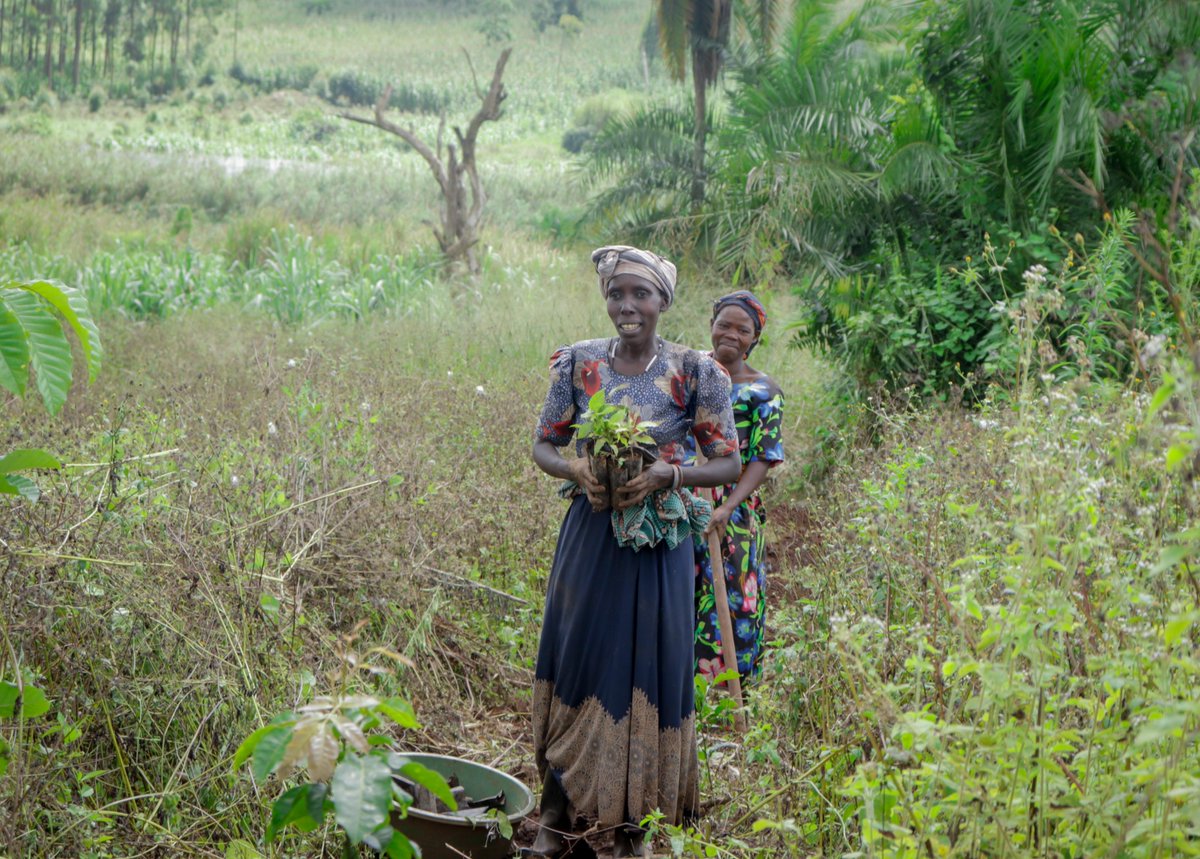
left=4, top=1, right=1200, bottom=857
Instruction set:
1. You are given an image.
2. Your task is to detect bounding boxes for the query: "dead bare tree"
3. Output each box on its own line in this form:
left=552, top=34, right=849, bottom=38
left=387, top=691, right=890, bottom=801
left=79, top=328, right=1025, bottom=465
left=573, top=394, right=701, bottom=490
left=340, top=48, right=512, bottom=276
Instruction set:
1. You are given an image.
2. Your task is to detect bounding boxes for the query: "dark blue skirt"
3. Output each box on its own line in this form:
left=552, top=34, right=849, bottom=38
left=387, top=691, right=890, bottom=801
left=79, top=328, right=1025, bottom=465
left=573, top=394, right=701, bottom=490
left=532, top=496, right=700, bottom=829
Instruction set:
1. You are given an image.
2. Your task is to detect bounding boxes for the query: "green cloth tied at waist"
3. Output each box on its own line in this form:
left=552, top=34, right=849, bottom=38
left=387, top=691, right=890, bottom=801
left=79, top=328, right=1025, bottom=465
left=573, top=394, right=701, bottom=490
left=558, top=481, right=712, bottom=551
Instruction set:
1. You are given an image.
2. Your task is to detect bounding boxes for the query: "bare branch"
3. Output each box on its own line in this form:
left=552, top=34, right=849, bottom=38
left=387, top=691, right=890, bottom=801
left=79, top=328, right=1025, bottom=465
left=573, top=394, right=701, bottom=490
left=462, top=47, right=481, bottom=100
left=336, top=48, right=512, bottom=275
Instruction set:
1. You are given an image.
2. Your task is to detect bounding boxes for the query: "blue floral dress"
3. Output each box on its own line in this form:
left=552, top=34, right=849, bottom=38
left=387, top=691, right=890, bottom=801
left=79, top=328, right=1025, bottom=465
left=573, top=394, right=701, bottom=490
left=685, top=375, right=784, bottom=683
left=532, top=338, right=737, bottom=831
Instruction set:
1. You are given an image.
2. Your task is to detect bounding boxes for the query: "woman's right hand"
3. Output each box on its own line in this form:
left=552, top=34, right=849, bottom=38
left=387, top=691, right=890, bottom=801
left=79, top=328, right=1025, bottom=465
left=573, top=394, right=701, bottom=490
left=568, top=456, right=608, bottom=510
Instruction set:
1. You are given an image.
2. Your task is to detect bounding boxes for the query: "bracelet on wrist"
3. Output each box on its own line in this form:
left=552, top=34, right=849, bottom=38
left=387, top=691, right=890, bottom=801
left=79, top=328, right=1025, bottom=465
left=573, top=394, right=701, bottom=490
left=671, top=464, right=682, bottom=491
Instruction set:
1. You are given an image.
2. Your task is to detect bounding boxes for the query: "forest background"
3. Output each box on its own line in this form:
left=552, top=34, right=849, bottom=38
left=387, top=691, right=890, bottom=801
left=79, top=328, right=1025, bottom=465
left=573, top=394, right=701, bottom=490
left=2, top=0, right=1200, bottom=856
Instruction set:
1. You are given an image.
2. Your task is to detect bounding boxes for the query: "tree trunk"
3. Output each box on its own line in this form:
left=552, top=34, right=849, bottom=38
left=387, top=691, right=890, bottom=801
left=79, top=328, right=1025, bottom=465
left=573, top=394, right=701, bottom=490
left=691, top=57, right=706, bottom=208
left=340, top=48, right=512, bottom=276
left=42, top=0, right=53, bottom=85
left=71, top=0, right=80, bottom=88
left=58, top=0, right=65, bottom=70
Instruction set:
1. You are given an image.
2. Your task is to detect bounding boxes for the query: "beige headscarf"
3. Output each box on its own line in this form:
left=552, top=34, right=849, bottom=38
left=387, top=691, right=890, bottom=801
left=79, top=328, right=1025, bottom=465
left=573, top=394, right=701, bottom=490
left=591, top=245, right=677, bottom=308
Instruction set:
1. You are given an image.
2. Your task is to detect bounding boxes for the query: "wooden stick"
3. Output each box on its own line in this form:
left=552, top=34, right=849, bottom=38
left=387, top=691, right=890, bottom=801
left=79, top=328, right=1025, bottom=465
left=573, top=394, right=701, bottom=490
left=706, top=522, right=746, bottom=733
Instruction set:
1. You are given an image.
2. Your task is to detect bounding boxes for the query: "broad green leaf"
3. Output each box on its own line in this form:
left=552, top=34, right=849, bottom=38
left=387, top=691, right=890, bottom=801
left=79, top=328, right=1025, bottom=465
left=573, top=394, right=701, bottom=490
left=4, top=290, right=73, bottom=415
left=251, top=725, right=296, bottom=783
left=398, top=760, right=457, bottom=811
left=234, top=721, right=291, bottom=771
left=0, top=448, right=62, bottom=475
left=19, top=686, right=50, bottom=718
left=15, top=281, right=102, bottom=382
left=0, top=474, right=41, bottom=502
left=0, top=682, right=51, bottom=718
left=266, top=783, right=327, bottom=842
left=384, top=829, right=416, bottom=859
left=0, top=299, right=29, bottom=397
left=1164, top=615, right=1193, bottom=646
left=1154, top=544, right=1194, bottom=575
left=0, top=682, right=17, bottom=717
left=376, top=697, right=420, bottom=729
left=1146, top=375, right=1175, bottom=418
left=331, top=753, right=394, bottom=844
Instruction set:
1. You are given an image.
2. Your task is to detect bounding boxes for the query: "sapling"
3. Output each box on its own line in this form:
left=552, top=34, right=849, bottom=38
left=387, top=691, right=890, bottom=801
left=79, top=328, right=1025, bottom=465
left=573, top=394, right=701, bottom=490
left=572, top=389, right=658, bottom=509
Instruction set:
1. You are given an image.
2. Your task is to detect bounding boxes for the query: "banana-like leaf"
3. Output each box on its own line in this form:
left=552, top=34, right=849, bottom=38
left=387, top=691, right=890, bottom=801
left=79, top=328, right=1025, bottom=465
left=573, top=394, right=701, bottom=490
left=14, top=280, right=103, bottom=382
left=0, top=299, right=30, bottom=398
left=3, top=290, right=75, bottom=416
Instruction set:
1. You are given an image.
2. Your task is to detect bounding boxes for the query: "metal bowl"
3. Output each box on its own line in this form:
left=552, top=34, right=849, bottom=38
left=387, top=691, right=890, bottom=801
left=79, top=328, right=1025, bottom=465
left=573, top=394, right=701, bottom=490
left=391, top=752, right=535, bottom=859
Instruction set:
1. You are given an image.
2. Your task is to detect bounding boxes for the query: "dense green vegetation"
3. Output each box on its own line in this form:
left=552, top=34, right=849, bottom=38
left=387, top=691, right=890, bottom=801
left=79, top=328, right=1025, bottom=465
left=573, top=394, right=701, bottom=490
left=1, top=0, right=1198, bottom=857
left=587, top=0, right=1200, bottom=394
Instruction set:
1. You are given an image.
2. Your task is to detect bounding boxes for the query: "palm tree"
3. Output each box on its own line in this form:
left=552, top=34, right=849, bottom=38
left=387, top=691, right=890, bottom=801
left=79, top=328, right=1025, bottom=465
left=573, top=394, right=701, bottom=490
left=654, top=0, right=780, bottom=207
left=707, top=0, right=946, bottom=282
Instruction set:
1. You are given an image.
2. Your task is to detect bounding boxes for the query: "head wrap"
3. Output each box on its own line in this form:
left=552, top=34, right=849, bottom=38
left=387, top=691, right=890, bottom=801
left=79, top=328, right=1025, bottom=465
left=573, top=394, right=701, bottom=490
left=712, top=290, right=767, bottom=356
left=592, top=245, right=677, bottom=308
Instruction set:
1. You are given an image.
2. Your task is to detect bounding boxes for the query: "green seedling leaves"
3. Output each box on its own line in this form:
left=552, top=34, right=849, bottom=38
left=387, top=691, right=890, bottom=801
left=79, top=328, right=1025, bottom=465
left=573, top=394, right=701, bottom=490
left=572, top=390, right=659, bottom=458
left=397, top=759, right=457, bottom=811
left=266, top=783, right=328, bottom=842
left=331, top=752, right=394, bottom=844
left=376, top=697, right=420, bottom=729
left=3, top=289, right=74, bottom=416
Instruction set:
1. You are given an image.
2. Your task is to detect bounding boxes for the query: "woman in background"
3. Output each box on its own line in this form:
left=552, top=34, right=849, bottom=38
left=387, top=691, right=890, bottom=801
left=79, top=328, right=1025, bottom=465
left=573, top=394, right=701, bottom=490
left=687, top=291, right=784, bottom=684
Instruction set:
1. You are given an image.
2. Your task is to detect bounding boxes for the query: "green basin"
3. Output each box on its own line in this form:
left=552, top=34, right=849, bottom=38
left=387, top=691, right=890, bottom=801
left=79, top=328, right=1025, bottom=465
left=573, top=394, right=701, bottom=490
left=391, top=752, right=535, bottom=859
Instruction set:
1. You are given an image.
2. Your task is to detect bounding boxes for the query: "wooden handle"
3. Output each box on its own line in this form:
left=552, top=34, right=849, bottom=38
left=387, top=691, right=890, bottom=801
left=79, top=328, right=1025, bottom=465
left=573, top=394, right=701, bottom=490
left=706, top=527, right=747, bottom=733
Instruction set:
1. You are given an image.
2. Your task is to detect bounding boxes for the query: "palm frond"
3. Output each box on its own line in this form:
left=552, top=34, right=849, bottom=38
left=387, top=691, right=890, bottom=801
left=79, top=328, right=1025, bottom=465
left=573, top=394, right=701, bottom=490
left=656, top=0, right=691, bottom=81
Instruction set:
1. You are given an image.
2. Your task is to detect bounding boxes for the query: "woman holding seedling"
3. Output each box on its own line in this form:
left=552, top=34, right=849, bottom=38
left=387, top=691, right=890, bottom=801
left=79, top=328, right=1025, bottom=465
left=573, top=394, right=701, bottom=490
left=687, top=291, right=784, bottom=686
left=528, top=246, right=739, bottom=859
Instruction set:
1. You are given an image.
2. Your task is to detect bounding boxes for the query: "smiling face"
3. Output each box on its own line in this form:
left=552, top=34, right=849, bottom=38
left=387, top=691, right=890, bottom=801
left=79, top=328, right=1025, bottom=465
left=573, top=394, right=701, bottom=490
left=606, top=273, right=666, bottom=346
left=711, top=304, right=758, bottom=366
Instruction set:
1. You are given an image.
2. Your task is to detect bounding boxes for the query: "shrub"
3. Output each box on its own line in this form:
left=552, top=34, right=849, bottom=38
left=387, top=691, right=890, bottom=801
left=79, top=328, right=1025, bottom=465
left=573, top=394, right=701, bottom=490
left=87, top=85, right=106, bottom=113
left=33, top=87, right=58, bottom=112
left=560, top=126, right=593, bottom=154
left=571, top=88, right=640, bottom=131
left=322, top=69, right=450, bottom=114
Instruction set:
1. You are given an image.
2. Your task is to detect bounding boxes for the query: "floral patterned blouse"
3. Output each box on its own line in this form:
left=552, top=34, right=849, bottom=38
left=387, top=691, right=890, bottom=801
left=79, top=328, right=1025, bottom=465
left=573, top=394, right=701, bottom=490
left=535, top=338, right=739, bottom=464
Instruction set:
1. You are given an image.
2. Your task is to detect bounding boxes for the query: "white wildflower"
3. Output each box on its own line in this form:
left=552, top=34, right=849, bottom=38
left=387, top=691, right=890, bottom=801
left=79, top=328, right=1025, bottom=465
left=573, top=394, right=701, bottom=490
left=476, top=385, right=486, bottom=396
left=1022, top=264, right=1049, bottom=287
left=1140, top=333, right=1167, bottom=363
left=267, top=421, right=278, bottom=436
left=230, top=475, right=240, bottom=487
left=286, top=358, right=297, bottom=369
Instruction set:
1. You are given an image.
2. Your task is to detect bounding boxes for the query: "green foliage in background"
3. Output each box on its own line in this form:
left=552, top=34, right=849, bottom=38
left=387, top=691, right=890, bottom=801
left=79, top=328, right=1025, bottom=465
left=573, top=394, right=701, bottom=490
left=584, top=0, right=1200, bottom=395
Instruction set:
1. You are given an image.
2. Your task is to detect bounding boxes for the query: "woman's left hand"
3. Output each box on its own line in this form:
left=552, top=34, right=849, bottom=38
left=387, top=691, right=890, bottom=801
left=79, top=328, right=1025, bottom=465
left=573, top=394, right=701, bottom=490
left=613, top=460, right=674, bottom=511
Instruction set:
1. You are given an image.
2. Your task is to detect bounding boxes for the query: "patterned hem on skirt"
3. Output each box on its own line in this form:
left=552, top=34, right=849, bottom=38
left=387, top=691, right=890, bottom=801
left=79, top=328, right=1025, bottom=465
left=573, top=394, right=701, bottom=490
left=533, top=678, right=698, bottom=829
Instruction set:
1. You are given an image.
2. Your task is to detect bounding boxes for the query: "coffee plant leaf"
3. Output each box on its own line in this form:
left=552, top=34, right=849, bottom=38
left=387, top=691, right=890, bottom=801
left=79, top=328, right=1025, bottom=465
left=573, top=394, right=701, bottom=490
left=308, top=727, right=340, bottom=782
left=331, top=753, right=393, bottom=843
